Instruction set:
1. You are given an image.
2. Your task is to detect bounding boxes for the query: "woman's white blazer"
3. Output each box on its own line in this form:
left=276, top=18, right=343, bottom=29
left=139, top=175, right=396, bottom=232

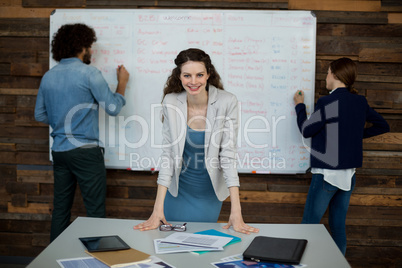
left=157, top=86, right=240, bottom=201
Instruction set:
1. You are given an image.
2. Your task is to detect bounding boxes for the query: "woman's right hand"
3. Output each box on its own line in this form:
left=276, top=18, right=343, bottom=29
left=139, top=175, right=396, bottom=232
left=293, top=90, right=304, bottom=105
left=133, top=212, right=168, bottom=231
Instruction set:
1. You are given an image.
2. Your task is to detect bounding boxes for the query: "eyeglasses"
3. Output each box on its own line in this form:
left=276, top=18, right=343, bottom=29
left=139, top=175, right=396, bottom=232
left=159, top=220, right=187, bottom=232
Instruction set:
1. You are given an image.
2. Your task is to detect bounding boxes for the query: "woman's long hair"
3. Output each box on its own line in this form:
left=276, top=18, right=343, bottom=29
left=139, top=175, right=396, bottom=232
left=329, top=57, right=358, bottom=94
left=162, top=48, right=224, bottom=101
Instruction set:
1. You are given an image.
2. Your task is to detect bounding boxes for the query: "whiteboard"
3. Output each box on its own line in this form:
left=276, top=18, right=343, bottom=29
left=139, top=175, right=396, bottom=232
left=50, top=9, right=316, bottom=174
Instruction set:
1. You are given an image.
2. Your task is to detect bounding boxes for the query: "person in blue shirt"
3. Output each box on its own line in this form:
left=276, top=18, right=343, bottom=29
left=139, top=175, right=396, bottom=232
left=293, top=57, right=389, bottom=255
left=34, top=23, right=130, bottom=241
left=134, top=48, right=258, bottom=234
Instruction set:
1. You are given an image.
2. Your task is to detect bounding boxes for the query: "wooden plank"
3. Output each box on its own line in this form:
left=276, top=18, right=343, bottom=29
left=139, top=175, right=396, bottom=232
left=0, top=143, right=16, bottom=151
left=350, top=193, right=402, bottom=207
left=0, top=50, right=37, bottom=63
left=239, top=182, right=267, bottom=191
left=0, top=152, right=16, bottom=164
left=363, top=151, right=402, bottom=157
left=0, top=219, right=51, bottom=233
left=0, top=95, right=16, bottom=106
left=0, top=63, right=10, bottom=75
left=358, top=168, right=402, bottom=176
left=0, top=18, right=49, bottom=37
left=347, top=225, right=402, bottom=240
left=348, top=205, right=402, bottom=221
left=362, top=157, right=402, bottom=169
left=17, top=95, right=37, bottom=108
left=364, top=132, right=402, bottom=145
left=106, top=186, right=129, bottom=199
left=17, top=169, right=53, bottom=177
left=353, top=187, right=402, bottom=195
left=0, top=232, right=32, bottom=245
left=360, top=43, right=402, bottom=63
left=0, top=165, right=16, bottom=181
left=376, top=109, right=402, bottom=114
left=315, top=10, right=388, bottom=24
left=0, top=77, right=41, bottom=89
left=0, top=6, right=54, bottom=18
left=354, top=175, right=397, bottom=188
left=358, top=74, right=401, bottom=83
left=11, top=194, right=27, bottom=207
left=7, top=202, right=50, bottom=214
left=366, top=90, right=402, bottom=108
left=16, top=152, right=52, bottom=165
left=27, top=195, right=53, bottom=203
left=0, top=244, right=44, bottom=257
left=388, top=13, right=402, bottom=23
left=356, top=62, right=402, bottom=77
left=268, top=184, right=309, bottom=193
left=238, top=190, right=402, bottom=206
left=22, top=0, right=85, bottom=7
left=0, top=88, right=38, bottom=95
left=16, top=143, right=49, bottom=153
left=381, top=0, right=402, bottom=12
left=288, top=0, right=381, bottom=12
left=0, top=126, right=49, bottom=139
left=37, top=50, right=49, bottom=63
left=0, top=114, right=15, bottom=125
left=315, top=72, right=402, bottom=84
left=0, top=107, right=16, bottom=113
left=344, top=24, right=402, bottom=37
left=32, top=233, right=49, bottom=247
left=316, top=36, right=360, bottom=55
left=15, top=108, right=44, bottom=127
left=268, top=184, right=402, bottom=195
left=106, top=198, right=154, bottom=207
left=105, top=205, right=153, bottom=219
left=348, top=239, right=402, bottom=247
left=0, top=212, right=51, bottom=221
left=86, top=0, right=288, bottom=9
left=11, top=63, right=48, bottom=77
left=5, top=182, right=39, bottom=195
left=128, top=187, right=157, bottom=199
left=0, top=37, right=49, bottom=51
left=346, top=246, right=402, bottom=268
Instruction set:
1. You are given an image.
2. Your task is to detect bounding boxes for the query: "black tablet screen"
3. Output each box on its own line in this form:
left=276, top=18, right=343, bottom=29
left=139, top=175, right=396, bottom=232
left=79, top=235, right=130, bottom=252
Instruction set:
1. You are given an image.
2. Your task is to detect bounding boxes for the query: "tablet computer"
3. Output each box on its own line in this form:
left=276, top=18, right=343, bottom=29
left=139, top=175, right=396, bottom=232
left=79, top=235, right=130, bottom=252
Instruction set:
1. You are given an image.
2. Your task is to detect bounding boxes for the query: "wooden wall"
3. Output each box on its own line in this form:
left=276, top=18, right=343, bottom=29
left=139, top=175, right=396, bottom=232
left=0, top=0, right=401, bottom=267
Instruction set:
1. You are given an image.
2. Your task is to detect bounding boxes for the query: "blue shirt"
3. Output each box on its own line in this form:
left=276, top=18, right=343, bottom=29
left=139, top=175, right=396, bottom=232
left=34, top=58, right=126, bottom=152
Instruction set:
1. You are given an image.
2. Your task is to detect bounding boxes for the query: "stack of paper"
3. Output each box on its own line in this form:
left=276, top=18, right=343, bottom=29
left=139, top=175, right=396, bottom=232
left=154, top=232, right=234, bottom=254
left=193, top=229, right=241, bottom=255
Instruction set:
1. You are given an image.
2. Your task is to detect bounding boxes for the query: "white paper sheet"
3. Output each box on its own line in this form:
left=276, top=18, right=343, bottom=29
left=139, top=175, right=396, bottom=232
left=161, top=232, right=233, bottom=249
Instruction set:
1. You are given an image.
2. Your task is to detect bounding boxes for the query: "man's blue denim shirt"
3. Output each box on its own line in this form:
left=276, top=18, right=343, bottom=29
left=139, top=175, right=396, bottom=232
left=35, top=57, right=126, bottom=152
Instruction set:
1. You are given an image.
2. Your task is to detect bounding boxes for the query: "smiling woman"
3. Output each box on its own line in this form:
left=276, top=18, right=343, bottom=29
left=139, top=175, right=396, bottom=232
left=133, top=48, right=259, bottom=235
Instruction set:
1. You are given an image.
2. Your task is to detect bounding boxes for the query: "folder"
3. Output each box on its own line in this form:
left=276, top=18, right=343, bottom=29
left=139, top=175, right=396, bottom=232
left=243, top=236, right=307, bottom=265
left=193, top=229, right=241, bottom=254
left=86, top=248, right=151, bottom=268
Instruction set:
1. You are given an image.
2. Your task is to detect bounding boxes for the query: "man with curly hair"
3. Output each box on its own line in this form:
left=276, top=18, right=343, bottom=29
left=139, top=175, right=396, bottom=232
left=34, top=23, right=130, bottom=241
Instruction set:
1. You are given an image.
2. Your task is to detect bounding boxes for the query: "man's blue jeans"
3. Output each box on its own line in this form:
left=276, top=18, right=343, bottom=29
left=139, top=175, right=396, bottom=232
left=301, top=173, right=356, bottom=255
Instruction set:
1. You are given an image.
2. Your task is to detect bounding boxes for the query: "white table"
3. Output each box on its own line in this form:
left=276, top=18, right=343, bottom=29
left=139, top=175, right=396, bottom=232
left=28, top=217, right=351, bottom=268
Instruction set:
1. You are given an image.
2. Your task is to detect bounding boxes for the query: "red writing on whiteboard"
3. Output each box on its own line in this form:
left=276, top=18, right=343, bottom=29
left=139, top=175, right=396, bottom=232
left=101, top=49, right=110, bottom=55
left=138, top=15, right=158, bottom=22
left=113, top=49, right=125, bottom=55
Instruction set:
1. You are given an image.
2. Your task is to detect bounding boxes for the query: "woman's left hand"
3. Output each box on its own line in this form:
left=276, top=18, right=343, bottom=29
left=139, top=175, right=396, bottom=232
left=222, top=213, right=259, bottom=234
